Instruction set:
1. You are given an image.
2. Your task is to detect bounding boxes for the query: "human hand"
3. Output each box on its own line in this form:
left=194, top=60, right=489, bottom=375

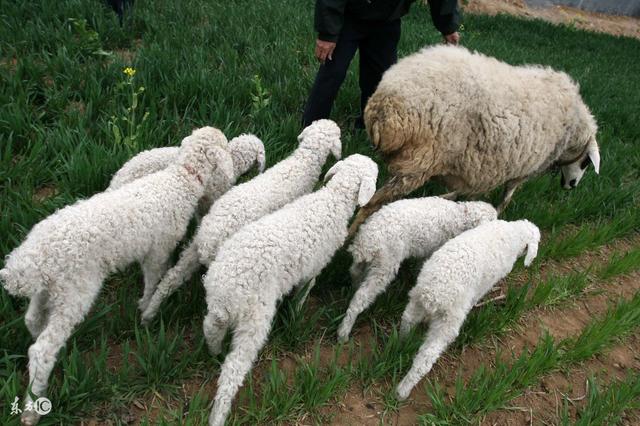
left=443, top=31, right=460, bottom=45
left=315, top=39, right=337, bottom=63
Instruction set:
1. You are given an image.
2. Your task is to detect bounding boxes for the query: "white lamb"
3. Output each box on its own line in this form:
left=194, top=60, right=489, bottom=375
left=108, top=134, right=266, bottom=218
left=337, top=197, right=498, bottom=342
left=395, top=219, right=541, bottom=400
left=201, top=154, right=378, bottom=426
left=140, top=119, right=342, bottom=324
left=0, top=127, right=233, bottom=426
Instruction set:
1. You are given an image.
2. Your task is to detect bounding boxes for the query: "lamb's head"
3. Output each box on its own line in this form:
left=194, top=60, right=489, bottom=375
left=178, top=126, right=234, bottom=187
left=514, top=220, right=541, bottom=267
left=324, top=154, right=378, bottom=207
left=298, top=119, right=342, bottom=160
left=459, top=201, right=498, bottom=226
left=229, top=134, right=266, bottom=178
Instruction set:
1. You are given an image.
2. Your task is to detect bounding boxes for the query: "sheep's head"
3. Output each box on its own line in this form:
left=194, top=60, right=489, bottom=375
left=229, top=134, right=266, bottom=177
left=324, top=154, right=378, bottom=207
left=179, top=126, right=234, bottom=186
left=298, top=119, right=342, bottom=160
left=460, top=201, right=498, bottom=226
left=559, top=136, right=600, bottom=189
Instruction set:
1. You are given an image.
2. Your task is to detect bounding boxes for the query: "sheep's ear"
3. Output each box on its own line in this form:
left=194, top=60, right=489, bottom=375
left=357, top=175, right=377, bottom=207
left=323, top=161, right=343, bottom=183
left=524, top=240, right=538, bottom=267
left=330, top=138, right=342, bottom=160
left=587, top=138, right=600, bottom=174
left=209, top=147, right=235, bottom=183
left=255, top=148, right=266, bottom=173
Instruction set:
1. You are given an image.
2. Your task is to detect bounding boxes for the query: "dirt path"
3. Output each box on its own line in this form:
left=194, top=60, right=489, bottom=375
left=464, top=0, right=640, bottom=40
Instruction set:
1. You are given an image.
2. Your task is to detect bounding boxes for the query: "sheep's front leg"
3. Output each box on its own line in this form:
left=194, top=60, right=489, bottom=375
left=138, top=248, right=170, bottom=313
left=25, top=291, right=50, bottom=340
left=496, top=178, right=525, bottom=215
left=208, top=307, right=275, bottom=426
left=141, top=240, right=201, bottom=325
left=349, top=172, right=431, bottom=236
left=338, top=259, right=400, bottom=342
left=396, top=311, right=466, bottom=400
left=295, top=278, right=316, bottom=311
left=349, top=261, right=367, bottom=289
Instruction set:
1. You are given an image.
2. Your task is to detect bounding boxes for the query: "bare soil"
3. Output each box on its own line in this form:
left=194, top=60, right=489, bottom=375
left=463, top=0, right=640, bottom=39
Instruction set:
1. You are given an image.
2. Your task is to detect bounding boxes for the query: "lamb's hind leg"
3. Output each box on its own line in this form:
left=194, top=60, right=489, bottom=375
left=21, top=274, right=101, bottom=425
left=140, top=241, right=201, bottom=325
left=349, top=172, right=431, bottom=236
left=25, top=290, right=50, bottom=339
left=338, top=258, right=400, bottom=342
left=396, top=311, right=466, bottom=401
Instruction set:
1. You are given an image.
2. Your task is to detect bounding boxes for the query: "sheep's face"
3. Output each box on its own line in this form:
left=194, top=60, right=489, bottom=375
left=560, top=138, right=600, bottom=189
left=560, top=157, right=589, bottom=189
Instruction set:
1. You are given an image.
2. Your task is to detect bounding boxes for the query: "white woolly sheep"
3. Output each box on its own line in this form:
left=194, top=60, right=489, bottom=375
left=396, top=219, right=541, bottom=400
left=107, top=134, right=265, bottom=218
left=0, top=127, right=233, bottom=426
left=201, top=154, right=378, bottom=426
left=337, top=197, right=497, bottom=342
left=350, top=45, right=601, bottom=232
left=140, top=119, right=342, bottom=324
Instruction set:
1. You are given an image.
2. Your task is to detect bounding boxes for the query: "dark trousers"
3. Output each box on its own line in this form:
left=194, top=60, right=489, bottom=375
left=302, top=18, right=401, bottom=127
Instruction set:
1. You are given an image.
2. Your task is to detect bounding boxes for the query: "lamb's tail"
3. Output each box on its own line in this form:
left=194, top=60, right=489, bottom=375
left=364, top=94, right=412, bottom=156
left=0, top=262, right=42, bottom=298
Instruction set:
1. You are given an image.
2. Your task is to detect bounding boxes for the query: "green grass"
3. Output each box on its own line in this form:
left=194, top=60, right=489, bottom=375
left=1, top=0, right=639, bottom=424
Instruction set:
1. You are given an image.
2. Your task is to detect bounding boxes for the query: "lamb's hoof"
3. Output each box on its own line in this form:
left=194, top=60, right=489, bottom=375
left=21, top=410, right=40, bottom=426
left=140, top=312, right=153, bottom=327
left=337, top=332, right=349, bottom=344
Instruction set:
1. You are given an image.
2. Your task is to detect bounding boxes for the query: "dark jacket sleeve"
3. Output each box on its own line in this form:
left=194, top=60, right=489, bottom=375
left=428, top=0, right=461, bottom=35
left=314, top=0, right=348, bottom=42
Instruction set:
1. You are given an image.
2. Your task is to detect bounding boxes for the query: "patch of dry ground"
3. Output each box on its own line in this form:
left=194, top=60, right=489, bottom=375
left=463, top=0, right=640, bottom=39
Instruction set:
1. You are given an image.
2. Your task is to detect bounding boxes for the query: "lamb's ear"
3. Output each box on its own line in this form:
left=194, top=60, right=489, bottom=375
left=323, top=161, right=343, bottom=183
left=523, top=240, right=538, bottom=267
left=330, top=137, right=342, bottom=160
left=209, top=147, right=235, bottom=183
left=358, top=175, right=377, bottom=207
left=255, top=147, right=266, bottom=173
left=587, top=138, right=600, bottom=174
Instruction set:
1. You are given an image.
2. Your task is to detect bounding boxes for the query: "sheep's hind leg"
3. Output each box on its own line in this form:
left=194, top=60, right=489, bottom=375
left=396, top=311, right=466, bottom=401
left=338, top=259, right=400, bottom=342
left=399, top=298, right=427, bottom=337
left=349, top=172, right=431, bottom=236
left=203, top=309, right=230, bottom=356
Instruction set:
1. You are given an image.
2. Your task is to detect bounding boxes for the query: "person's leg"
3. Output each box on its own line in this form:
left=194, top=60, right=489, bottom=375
left=357, top=19, right=402, bottom=123
left=302, top=20, right=362, bottom=127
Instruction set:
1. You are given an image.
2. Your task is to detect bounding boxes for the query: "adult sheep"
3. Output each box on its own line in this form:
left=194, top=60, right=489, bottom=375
left=350, top=45, right=600, bottom=233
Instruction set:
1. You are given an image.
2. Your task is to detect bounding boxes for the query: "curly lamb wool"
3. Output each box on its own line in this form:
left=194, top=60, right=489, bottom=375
left=108, top=134, right=265, bottom=217
left=0, top=127, right=233, bottom=426
left=337, top=197, right=497, bottom=341
left=140, top=119, right=342, bottom=324
left=202, top=154, right=378, bottom=426
left=396, top=219, right=540, bottom=400
left=350, top=45, right=601, bottom=233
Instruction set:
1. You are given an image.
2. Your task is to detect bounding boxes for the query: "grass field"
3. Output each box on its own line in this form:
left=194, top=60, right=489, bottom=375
left=1, top=0, right=639, bottom=424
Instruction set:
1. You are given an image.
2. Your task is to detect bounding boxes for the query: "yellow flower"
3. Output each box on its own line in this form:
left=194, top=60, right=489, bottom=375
left=123, top=67, right=136, bottom=77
